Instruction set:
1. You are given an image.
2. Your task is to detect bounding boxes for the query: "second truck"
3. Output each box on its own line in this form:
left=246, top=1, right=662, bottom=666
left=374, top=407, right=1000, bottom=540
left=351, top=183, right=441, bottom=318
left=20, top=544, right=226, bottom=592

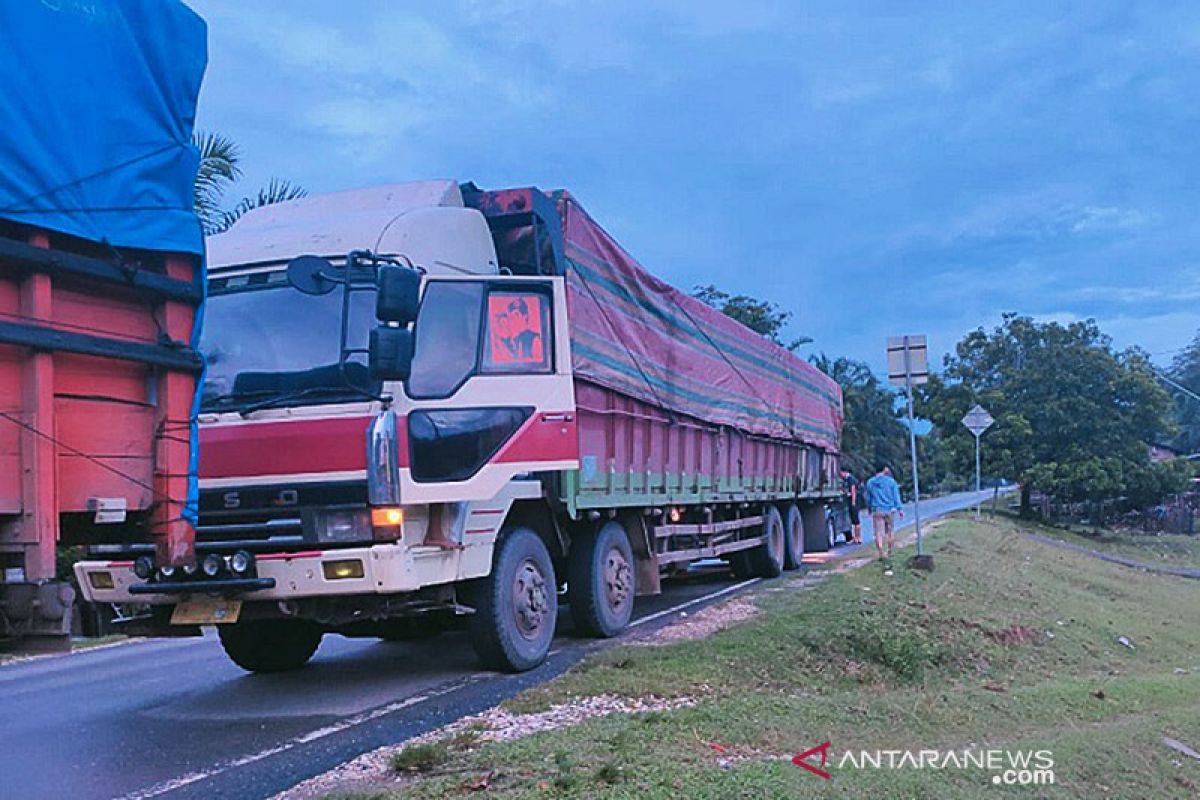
left=76, top=180, right=844, bottom=672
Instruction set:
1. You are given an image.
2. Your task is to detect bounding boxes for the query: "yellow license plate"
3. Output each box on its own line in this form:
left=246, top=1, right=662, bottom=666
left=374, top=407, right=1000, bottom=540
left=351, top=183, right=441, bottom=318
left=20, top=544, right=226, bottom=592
left=171, top=599, right=242, bottom=625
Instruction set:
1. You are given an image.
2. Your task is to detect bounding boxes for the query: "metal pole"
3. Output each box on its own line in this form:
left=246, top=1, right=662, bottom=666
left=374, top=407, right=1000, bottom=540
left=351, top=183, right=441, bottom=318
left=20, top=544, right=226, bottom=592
left=904, top=341, right=923, bottom=555
left=974, top=431, right=981, bottom=521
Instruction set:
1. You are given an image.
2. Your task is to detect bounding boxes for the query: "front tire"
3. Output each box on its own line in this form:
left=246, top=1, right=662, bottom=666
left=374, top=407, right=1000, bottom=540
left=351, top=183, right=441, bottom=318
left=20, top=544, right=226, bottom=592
left=470, top=526, right=558, bottom=672
left=569, top=520, right=636, bottom=637
left=218, top=619, right=322, bottom=673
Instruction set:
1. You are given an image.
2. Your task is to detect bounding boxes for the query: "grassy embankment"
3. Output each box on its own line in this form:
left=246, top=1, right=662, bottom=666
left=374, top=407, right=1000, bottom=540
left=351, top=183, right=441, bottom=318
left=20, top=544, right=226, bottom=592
left=329, top=514, right=1200, bottom=799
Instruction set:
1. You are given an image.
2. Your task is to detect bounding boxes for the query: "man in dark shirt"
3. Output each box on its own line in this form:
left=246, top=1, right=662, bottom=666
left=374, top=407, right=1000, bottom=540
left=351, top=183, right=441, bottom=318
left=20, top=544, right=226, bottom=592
left=841, top=468, right=863, bottom=544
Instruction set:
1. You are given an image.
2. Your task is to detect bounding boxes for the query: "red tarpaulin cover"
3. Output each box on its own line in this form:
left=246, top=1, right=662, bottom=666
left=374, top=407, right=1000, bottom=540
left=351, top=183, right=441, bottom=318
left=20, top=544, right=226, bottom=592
left=555, top=192, right=843, bottom=452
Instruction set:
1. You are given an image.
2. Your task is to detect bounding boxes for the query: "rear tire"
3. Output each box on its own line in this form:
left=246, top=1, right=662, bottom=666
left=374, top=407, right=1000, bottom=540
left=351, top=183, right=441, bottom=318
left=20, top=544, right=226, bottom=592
left=470, top=526, right=558, bottom=672
left=782, top=503, right=804, bottom=570
left=569, top=521, right=636, bottom=638
left=746, top=506, right=785, bottom=578
left=218, top=619, right=321, bottom=673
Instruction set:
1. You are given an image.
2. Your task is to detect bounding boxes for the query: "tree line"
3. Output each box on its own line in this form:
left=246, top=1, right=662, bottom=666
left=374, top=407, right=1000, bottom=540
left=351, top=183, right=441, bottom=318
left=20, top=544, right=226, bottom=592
left=693, top=290, right=1198, bottom=517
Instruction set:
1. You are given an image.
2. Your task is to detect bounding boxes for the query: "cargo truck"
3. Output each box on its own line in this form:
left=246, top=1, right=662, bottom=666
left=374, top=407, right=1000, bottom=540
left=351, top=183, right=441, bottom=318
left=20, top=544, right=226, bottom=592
left=76, top=181, right=843, bottom=672
left=0, top=0, right=206, bottom=647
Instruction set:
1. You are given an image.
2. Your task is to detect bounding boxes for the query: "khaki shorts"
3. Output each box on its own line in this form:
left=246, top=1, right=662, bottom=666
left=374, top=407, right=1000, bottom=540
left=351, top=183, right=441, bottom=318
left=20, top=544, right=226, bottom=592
left=871, top=512, right=895, bottom=538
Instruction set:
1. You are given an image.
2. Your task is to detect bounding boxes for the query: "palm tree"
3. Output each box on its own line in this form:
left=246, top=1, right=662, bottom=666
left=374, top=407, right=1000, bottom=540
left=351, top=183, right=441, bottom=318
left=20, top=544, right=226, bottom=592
left=193, top=131, right=241, bottom=234
left=192, top=130, right=306, bottom=236
left=215, top=177, right=307, bottom=234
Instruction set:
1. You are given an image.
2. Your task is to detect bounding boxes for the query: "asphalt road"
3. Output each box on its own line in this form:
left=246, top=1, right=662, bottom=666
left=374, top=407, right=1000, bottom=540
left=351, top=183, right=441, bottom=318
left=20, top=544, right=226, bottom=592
left=0, top=489, right=999, bottom=800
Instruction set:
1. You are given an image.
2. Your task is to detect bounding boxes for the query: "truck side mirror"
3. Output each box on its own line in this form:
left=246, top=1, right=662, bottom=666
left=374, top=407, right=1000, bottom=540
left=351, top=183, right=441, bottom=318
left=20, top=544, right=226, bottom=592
left=286, top=255, right=337, bottom=295
left=376, top=265, right=421, bottom=324
left=369, top=325, right=413, bottom=381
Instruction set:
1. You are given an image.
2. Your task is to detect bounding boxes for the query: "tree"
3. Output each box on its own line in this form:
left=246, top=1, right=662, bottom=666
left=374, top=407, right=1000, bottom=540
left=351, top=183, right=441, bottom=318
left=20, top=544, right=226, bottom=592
left=808, top=354, right=908, bottom=478
left=920, top=314, right=1184, bottom=516
left=192, top=130, right=306, bottom=236
left=692, top=285, right=809, bottom=351
left=193, top=131, right=241, bottom=234
left=1169, top=328, right=1200, bottom=454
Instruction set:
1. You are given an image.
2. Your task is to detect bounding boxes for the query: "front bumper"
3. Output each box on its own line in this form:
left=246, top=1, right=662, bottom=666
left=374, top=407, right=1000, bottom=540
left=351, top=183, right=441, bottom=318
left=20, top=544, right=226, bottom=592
left=75, top=542, right=465, bottom=605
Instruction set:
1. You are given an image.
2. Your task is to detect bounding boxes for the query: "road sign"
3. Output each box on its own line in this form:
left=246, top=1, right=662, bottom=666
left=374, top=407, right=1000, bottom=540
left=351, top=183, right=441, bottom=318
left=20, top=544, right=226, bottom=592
left=887, top=334, right=928, bottom=561
left=961, top=404, right=993, bottom=520
left=887, top=335, right=928, bottom=386
left=961, top=404, right=994, bottom=436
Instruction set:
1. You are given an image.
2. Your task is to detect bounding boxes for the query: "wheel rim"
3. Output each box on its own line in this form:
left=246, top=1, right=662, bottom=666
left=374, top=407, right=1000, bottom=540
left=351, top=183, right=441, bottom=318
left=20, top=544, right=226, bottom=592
left=511, top=557, right=549, bottom=640
left=603, top=546, right=632, bottom=614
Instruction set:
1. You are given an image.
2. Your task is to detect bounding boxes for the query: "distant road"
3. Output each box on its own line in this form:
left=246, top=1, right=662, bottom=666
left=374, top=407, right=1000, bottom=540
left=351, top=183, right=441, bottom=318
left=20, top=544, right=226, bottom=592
left=0, top=489, right=994, bottom=800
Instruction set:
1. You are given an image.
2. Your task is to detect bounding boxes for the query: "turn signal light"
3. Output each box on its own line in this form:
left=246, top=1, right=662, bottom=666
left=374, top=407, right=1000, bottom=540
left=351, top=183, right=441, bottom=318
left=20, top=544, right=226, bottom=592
left=371, top=507, right=404, bottom=527
left=371, top=507, right=404, bottom=542
left=322, top=559, right=365, bottom=580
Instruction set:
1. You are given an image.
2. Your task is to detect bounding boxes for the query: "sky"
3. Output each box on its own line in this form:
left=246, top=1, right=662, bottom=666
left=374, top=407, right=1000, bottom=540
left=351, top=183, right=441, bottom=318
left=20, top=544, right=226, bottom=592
left=188, top=0, right=1200, bottom=375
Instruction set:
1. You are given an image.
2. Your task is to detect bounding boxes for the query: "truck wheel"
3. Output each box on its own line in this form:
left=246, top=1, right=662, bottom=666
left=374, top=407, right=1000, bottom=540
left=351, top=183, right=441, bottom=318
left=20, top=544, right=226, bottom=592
left=746, top=506, right=785, bottom=578
left=470, top=526, right=558, bottom=672
left=782, top=503, right=804, bottom=570
left=218, top=620, right=321, bottom=673
left=569, top=520, right=636, bottom=638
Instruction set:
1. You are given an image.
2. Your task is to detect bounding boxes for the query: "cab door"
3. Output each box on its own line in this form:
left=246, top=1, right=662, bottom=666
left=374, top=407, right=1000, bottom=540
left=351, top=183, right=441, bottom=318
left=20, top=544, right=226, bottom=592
left=394, top=275, right=578, bottom=504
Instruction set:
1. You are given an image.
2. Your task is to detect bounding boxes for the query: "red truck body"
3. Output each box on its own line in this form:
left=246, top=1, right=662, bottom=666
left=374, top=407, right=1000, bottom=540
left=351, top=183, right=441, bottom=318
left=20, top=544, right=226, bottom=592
left=0, top=224, right=202, bottom=638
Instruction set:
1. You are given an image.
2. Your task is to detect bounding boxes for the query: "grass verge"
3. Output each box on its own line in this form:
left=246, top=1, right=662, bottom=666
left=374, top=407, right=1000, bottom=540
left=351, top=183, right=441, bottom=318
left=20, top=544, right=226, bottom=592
left=1000, top=513, right=1200, bottom=569
left=323, top=515, right=1200, bottom=799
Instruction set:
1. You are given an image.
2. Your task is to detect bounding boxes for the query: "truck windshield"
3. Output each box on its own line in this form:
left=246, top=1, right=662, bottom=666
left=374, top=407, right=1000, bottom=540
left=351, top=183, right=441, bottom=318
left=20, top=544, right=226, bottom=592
left=200, top=275, right=377, bottom=412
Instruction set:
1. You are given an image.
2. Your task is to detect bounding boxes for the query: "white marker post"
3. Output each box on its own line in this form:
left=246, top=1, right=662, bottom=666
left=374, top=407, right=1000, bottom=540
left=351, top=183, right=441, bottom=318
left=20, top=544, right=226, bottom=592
left=887, top=335, right=929, bottom=564
left=960, top=404, right=994, bottom=520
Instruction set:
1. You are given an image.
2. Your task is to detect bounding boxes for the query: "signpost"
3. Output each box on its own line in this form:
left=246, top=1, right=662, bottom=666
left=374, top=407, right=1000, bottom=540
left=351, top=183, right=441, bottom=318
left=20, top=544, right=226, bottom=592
left=887, top=335, right=929, bottom=565
left=960, top=404, right=994, bottom=520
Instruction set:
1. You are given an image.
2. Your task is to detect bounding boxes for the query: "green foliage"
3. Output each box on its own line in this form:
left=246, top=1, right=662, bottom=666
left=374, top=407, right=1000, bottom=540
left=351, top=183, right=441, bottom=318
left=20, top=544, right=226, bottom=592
left=193, top=130, right=241, bottom=234
left=1169, top=328, right=1200, bottom=454
left=390, top=741, right=449, bottom=774
left=191, top=130, right=306, bottom=236
left=920, top=314, right=1181, bottom=513
left=213, top=177, right=308, bottom=235
left=691, top=284, right=809, bottom=350
left=809, top=354, right=907, bottom=476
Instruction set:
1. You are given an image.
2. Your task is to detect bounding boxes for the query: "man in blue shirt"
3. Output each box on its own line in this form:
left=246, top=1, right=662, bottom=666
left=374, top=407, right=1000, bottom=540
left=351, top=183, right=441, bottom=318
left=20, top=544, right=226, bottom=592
left=865, top=465, right=904, bottom=560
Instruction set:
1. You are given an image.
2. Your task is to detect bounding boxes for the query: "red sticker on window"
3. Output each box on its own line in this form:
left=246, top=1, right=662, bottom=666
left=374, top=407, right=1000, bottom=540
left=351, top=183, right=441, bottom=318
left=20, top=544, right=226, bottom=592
left=487, top=293, right=546, bottom=366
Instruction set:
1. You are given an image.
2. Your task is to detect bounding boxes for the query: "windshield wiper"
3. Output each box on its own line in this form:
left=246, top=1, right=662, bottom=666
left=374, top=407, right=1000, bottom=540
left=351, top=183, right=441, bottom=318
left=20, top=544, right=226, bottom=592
left=200, top=388, right=277, bottom=412
left=236, top=386, right=365, bottom=418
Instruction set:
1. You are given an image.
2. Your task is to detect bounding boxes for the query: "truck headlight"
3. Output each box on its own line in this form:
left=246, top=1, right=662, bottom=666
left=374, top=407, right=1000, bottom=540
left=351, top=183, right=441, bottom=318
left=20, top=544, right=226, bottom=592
left=133, top=556, right=155, bottom=580
left=230, top=550, right=253, bottom=575
left=311, top=508, right=372, bottom=544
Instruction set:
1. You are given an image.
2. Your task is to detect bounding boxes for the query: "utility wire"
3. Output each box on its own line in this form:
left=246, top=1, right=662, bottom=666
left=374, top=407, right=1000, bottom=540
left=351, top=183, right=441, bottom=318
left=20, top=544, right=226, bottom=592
left=0, top=409, right=190, bottom=515
left=1154, top=369, right=1200, bottom=404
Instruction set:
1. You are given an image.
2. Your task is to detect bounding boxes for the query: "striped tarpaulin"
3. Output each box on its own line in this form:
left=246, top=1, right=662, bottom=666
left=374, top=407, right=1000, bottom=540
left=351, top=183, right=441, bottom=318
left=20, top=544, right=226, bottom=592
left=555, top=192, right=842, bottom=452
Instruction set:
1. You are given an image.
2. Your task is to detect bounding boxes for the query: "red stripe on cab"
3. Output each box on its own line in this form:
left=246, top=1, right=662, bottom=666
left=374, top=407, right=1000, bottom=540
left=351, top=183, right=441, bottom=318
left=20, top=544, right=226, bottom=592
left=199, top=416, right=373, bottom=479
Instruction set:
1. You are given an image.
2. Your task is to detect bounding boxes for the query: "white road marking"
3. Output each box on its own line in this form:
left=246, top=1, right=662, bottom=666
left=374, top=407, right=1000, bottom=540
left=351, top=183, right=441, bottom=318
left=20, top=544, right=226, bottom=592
left=113, top=579, right=767, bottom=799
left=113, top=676, right=488, bottom=800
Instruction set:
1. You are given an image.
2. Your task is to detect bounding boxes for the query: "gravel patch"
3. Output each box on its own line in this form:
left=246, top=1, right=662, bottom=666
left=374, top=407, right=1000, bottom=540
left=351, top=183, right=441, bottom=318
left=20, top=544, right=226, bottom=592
left=635, top=595, right=759, bottom=645
left=274, top=693, right=696, bottom=800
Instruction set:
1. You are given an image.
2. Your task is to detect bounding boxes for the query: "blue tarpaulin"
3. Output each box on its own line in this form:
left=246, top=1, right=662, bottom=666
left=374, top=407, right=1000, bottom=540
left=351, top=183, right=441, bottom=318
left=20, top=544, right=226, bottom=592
left=0, top=0, right=207, bottom=255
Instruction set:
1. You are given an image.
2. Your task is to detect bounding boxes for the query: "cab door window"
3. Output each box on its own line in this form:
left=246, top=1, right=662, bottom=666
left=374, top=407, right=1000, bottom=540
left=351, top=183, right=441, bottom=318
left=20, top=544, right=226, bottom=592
left=406, top=281, right=484, bottom=399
